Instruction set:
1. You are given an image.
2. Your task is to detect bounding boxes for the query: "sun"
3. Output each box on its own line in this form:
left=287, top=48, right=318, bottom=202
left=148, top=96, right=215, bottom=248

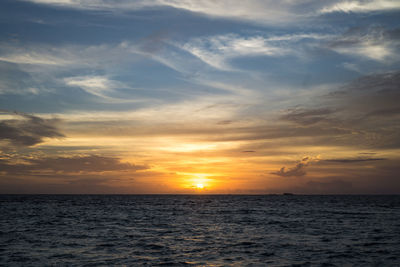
left=196, top=183, right=204, bottom=189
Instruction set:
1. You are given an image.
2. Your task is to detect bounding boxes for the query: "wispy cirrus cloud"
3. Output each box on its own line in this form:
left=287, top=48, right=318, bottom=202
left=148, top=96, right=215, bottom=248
left=0, top=53, right=72, bottom=66
left=0, top=41, right=190, bottom=100
left=0, top=38, right=207, bottom=79
left=18, top=0, right=311, bottom=25
left=178, top=33, right=331, bottom=71
left=0, top=33, right=310, bottom=75
left=1, top=27, right=395, bottom=101
left=179, top=34, right=289, bottom=71
left=19, top=0, right=400, bottom=26
left=327, top=26, right=400, bottom=62
left=321, top=0, right=400, bottom=13
left=157, top=0, right=308, bottom=25
left=64, top=76, right=115, bottom=95
left=0, top=42, right=136, bottom=68
left=46, top=71, right=400, bottom=152
left=18, top=0, right=153, bottom=10
left=63, top=75, right=136, bottom=101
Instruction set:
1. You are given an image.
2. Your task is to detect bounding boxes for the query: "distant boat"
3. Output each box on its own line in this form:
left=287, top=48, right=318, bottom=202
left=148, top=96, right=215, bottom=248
left=283, top=193, right=294, bottom=195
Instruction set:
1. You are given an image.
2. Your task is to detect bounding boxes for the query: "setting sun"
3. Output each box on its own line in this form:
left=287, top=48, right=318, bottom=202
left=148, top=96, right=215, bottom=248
left=196, top=184, right=204, bottom=189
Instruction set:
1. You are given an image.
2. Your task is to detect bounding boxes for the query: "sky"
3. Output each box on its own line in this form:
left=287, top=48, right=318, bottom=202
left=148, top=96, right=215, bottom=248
left=0, top=0, right=400, bottom=194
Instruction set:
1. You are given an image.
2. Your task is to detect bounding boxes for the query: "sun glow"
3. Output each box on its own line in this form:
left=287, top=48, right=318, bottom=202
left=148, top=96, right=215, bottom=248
left=196, top=183, right=204, bottom=189
left=177, top=172, right=215, bottom=191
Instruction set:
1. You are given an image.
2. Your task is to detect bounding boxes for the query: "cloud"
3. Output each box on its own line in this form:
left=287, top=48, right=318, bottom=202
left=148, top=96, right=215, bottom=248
left=326, top=26, right=400, bottom=62
left=217, top=120, right=233, bottom=125
left=0, top=111, right=64, bottom=147
left=64, top=76, right=115, bottom=95
left=47, top=70, right=399, bottom=153
left=0, top=53, right=71, bottom=66
left=0, top=42, right=133, bottom=68
left=342, top=62, right=362, bottom=73
left=0, top=154, right=165, bottom=194
left=321, top=0, right=400, bottom=13
left=15, top=0, right=400, bottom=27
left=179, top=33, right=330, bottom=71
left=280, top=108, right=334, bottom=125
left=159, top=0, right=306, bottom=24
left=0, top=38, right=227, bottom=95
left=271, top=157, right=316, bottom=177
left=335, top=72, right=400, bottom=131
left=0, top=155, right=147, bottom=175
left=330, top=71, right=400, bottom=112
left=179, top=34, right=290, bottom=70
left=0, top=41, right=197, bottom=101
left=18, top=0, right=153, bottom=10
left=18, top=0, right=312, bottom=25
left=0, top=40, right=173, bottom=74
left=363, top=107, right=400, bottom=118
left=63, top=75, right=136, bottom=101
left=273, top=71, right=400, bottom=149
left=174, top=27, right=397, bottom=72
left=322, top=157, right=386, bottom=163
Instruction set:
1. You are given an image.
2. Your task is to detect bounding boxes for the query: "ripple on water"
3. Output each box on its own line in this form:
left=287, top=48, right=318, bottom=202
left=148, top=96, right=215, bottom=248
left=0, top=195, right=400, bottom=265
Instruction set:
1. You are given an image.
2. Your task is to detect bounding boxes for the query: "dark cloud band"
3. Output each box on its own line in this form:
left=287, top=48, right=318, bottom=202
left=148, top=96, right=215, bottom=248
left=0, top=111, right=64, bottom=147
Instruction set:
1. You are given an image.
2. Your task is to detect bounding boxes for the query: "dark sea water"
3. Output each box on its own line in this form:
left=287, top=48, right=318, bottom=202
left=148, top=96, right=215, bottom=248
left=1, top=195, right=400, bottom=266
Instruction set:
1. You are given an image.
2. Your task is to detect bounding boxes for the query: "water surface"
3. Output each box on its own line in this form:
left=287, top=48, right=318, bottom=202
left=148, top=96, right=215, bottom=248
left=1, top=195, right=399, bottom=266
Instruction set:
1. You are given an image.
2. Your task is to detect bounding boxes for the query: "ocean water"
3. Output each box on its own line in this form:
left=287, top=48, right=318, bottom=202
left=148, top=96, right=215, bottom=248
left=1, top=195, right=399, bottom=266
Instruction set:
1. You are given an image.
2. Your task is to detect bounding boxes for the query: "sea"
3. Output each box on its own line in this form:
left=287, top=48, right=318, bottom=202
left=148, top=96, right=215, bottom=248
left=1, top=195, right=399, bottom=266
